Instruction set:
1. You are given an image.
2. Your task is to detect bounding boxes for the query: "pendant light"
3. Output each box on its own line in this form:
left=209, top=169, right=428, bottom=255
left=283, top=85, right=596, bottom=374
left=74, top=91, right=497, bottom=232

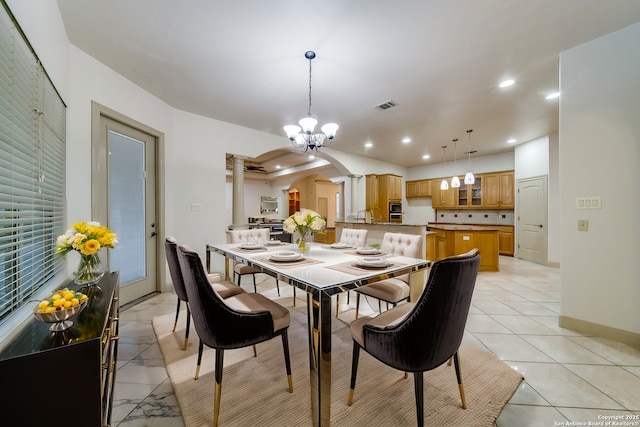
left=440, top=146, right=449, bottom=190
left=464, top=129, right=475, bottom=185
left=451, top=138, right=461, bottom=188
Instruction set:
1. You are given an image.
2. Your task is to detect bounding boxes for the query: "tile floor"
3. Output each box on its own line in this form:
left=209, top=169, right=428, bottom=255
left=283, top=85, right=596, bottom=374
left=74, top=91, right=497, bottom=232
left=113, top=256, right=640, bottom=426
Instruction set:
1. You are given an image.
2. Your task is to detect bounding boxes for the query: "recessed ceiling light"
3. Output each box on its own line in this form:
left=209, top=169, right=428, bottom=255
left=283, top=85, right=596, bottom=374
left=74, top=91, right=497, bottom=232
left=499, top=79, right=515, bottom=88
left=545, top=92, right=560, bottom=100
left=308, top=155, right=315, bottom=160
left=365, top=142, right=373, bottom=148
left=402, top=138, right=411, bottom=144
left=276, top=165, right=281, bottom=169
left=507, top=139, right=517, bottom=144
left=422, top=154, right=430, bottom=160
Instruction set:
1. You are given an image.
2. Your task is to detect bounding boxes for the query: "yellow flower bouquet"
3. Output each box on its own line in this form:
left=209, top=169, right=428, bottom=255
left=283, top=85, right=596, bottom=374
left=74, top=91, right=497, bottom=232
left=56, top=221, right=118, bottom=284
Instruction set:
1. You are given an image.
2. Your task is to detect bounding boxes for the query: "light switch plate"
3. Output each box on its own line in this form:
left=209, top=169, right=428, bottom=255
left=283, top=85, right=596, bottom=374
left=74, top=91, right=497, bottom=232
left=191, top=203, right=203, bottom=212
left=576, top=197, right=601, bottom=209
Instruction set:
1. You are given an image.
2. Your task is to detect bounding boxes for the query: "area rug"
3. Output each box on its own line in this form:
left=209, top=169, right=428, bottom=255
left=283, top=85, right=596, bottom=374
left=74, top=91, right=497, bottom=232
left=153, top=306, right=523, bottom=427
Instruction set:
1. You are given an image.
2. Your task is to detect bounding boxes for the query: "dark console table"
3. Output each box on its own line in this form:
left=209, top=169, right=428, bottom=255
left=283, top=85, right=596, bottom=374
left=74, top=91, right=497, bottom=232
left=0, top=272, right=120, bottom=427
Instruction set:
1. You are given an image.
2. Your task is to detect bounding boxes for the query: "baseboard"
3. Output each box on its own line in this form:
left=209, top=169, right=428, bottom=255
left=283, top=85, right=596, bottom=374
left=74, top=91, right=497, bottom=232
left=546, top=261, right=560, bottom=268
left=559, top=315, right=640, bottom=350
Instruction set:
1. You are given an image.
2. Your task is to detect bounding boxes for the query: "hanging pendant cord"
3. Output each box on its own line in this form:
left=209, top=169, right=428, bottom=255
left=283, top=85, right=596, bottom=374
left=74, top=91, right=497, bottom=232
left=307, top=58, right=313, bottom=116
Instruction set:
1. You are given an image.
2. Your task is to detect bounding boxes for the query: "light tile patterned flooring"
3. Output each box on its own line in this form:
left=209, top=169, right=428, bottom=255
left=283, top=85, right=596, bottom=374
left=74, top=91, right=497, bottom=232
left=113, top=256, right=640, bottom=426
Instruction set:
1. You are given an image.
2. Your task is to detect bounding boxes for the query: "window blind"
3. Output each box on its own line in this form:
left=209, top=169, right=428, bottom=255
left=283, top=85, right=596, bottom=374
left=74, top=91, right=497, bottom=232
left=0, top=2, right=66, bottom=323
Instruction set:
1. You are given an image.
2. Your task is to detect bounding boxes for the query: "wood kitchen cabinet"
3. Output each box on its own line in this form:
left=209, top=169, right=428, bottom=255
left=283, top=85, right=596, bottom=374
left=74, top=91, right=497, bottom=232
left=496, top=225, right=514, bottom=256
left=365, top=174, right=382, bottom=221
left=483, top=171, right=514, bottom=208
left=431, top=180, right=456, bottom=208
left=0, top=272, right=120, bottom=427
left=406, top=179, right=432, bottom=198
left=379, top=174, right=402, bottom=201
left=367, top=174, right=403, bottom=222
left=457, top=176, right=483, bottom=208
left=428, top=225, right=499, bottom=271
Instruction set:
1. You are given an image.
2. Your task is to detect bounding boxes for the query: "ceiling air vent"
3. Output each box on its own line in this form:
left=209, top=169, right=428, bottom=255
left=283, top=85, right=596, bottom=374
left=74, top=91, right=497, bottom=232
left=374, top=100, right=398, bottom=110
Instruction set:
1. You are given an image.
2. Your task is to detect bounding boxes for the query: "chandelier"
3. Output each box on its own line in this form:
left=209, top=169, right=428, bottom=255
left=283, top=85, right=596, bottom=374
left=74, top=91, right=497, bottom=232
left=283, top=51, right=338, bottom=152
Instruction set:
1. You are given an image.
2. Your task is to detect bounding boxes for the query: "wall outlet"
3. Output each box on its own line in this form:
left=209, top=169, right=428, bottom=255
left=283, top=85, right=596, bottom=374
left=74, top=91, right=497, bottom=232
left=577, top=219, right=589, bottom=232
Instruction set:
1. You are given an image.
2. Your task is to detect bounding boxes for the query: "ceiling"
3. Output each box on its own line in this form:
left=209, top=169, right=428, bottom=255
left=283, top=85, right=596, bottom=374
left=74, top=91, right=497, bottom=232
left=56, top=1, right=640, bottom=177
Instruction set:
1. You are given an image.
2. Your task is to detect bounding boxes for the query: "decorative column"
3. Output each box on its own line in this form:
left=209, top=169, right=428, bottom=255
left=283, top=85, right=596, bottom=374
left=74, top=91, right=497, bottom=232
left=231, top=155, right=247, bottom=228
left=337, top=181, right=345, bottom=221
left=348, top=174, right=362, bottom=219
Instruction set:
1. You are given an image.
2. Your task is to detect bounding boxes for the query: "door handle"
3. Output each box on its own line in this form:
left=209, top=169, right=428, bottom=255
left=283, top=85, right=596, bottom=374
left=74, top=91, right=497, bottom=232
left=537, top=224, right=543, bottom=228
left=150, top=231, right=157, bottom=237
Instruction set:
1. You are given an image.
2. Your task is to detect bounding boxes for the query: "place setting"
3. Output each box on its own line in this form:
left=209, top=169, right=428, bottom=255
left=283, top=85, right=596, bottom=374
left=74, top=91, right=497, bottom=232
left=257, top=250, right=324, bottom=268
left=345, top=246, right=387, bottom=257
left=233, top=241, right=269, bottom=252
left=351, top=256, right=393, bottom=270
left=263, top=239, right=287, bottom=247
left=323, top=242, right=352, bottom=250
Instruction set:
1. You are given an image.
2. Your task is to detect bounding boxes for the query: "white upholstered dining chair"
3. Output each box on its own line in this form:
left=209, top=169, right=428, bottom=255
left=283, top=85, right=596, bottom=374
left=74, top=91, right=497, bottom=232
left=336, top=228, right=369, bottom=316
left=353, top=232, right=423, bottom=318
left=339, top=228, right=369, bottom=248
left=227, top=228, right=280, bottom=295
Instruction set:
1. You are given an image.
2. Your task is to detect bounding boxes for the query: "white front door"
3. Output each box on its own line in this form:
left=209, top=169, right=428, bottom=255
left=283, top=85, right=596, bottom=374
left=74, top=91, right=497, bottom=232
left=516, top=175, right=548, bottom=265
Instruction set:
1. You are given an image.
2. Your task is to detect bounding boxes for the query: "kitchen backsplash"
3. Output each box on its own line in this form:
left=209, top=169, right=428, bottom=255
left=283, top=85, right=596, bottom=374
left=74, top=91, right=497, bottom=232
left=434, top=209, right=515, bottom=226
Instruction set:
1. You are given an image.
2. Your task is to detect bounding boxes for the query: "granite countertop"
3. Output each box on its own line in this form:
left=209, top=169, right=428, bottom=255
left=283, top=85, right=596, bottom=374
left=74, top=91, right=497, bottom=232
left=427, top=223, right=500, bottom=231
left=336, top=221, right=429, bottom=227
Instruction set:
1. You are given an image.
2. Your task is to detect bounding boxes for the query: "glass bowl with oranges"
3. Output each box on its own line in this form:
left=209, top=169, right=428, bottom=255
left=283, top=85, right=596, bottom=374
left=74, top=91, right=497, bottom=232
left=33, top=287, right=88, bottom=332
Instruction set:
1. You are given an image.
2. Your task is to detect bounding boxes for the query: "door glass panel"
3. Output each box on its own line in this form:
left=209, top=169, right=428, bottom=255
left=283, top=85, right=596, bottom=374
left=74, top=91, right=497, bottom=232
left=108, top=130, right=146, bottom=285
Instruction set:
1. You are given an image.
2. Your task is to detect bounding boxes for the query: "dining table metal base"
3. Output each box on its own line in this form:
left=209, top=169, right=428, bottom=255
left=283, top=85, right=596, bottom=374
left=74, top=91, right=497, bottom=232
left=307, top=291, right=332, bottom=426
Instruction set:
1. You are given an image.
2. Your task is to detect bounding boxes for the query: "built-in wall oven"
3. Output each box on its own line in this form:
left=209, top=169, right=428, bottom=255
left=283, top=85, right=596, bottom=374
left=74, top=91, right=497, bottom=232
left=389, top=201, right=402, bottom=223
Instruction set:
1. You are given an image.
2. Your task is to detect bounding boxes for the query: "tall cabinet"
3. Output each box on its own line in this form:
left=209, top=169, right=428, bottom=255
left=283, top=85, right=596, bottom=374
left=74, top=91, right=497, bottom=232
left=366, top=174, right=402, bottom=222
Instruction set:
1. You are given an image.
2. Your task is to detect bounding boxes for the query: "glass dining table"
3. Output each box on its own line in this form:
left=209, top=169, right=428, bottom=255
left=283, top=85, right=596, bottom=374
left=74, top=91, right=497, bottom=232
left=206, top=242, right=430, bottom=427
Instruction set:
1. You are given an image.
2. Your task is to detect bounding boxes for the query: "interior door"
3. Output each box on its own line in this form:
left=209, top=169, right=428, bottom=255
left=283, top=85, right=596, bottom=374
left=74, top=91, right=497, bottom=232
left=93, top=110, right=158, bottom=305
left=516, top=176, right=548, bottom=265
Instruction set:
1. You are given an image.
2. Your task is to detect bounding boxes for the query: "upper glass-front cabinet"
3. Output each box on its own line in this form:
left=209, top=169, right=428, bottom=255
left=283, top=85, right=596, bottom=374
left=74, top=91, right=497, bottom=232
left=457, top=176, right=482, bottom=207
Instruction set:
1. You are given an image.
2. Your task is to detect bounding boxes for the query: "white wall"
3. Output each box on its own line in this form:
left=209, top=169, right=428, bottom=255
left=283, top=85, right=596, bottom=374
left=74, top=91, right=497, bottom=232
left=406, top=151, right=514, bottom=181
left=514, top=136, right=549, bottom=180
left=548, top=133, right=560, bottom=264
left=559, top=22, right=640, bottom=337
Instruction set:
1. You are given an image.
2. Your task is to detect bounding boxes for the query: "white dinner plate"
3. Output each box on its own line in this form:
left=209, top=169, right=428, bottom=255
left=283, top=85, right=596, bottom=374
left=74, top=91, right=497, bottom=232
left=355, top=257, right=390, bottom=268
left=239, top=242, right=264, bottom=250
left=270, top=251, right=303, bottom=262
left=330, top=242, right=350, bottom=249
left=356, top=247, right=381, bottom=255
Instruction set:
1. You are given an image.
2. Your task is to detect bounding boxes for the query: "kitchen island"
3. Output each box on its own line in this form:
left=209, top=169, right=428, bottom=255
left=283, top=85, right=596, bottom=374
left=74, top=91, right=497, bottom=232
left=427, top=223, right=499, bottom=271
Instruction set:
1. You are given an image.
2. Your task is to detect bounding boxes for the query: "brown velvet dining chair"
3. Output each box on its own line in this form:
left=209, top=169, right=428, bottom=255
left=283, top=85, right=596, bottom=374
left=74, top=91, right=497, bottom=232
left=353, top=232, right=423, bottom=318
left=177, top=244, right=293, bottom=427
left=347, top=249, right=480, bottom=427
left=164, top=236, right=244, bottom=350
